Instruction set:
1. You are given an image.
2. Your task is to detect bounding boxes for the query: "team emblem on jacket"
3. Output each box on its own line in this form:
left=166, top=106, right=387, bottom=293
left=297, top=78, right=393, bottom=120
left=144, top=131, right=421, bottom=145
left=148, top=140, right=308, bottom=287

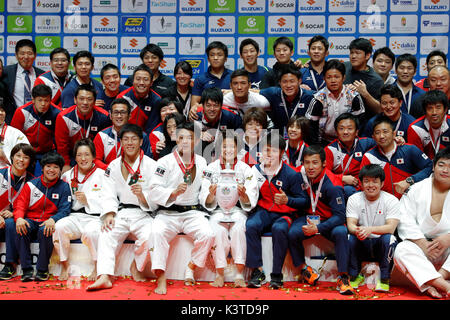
left=336, top=197, right=343, bottom=205
left=396, top=158, right=404, bottom=164
left=52, top=193, right=59, bottom=199
left=45, top=120, right=52, bottom=125
left=355, top=152, right=362, bottom=157
left=275, top=180, right=282, bottom=187
left=155, top=167, right=166, bottom=177
left=443, top=136, right=449, bottom=142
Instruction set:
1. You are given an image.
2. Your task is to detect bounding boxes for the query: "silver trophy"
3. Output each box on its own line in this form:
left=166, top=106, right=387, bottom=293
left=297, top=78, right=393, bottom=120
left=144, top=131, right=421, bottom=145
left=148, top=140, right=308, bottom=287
left=214, top=164, right=243, bottom=223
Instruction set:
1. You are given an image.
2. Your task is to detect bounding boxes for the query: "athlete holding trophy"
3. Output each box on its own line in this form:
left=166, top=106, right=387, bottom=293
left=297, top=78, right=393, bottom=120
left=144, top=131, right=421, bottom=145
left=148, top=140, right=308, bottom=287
left=200, top=134, right=259, bottom=288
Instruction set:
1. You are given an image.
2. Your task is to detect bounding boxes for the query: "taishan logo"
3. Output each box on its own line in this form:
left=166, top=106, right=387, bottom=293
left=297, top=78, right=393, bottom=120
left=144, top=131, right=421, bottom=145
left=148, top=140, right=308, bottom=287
left=277, top=17, right=286, bottom=26
left=101, top=18, right=109, bottom=27
left=217, top=18, right=226, bottom=27
left=336, top=17, right=346, bottom=26
left=130, top=38, right=138, bottom=47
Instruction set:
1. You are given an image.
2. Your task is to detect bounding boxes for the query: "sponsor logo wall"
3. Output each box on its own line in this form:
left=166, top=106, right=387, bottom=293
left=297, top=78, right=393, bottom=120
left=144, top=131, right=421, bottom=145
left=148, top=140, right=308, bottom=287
left=0, top=0, right=448, bottom=80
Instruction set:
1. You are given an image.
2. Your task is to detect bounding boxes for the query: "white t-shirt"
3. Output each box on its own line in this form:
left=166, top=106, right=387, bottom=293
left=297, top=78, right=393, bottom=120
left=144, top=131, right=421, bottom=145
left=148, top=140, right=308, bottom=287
left=222, top=91, right=271, bottom=116
left=346, top=190, right=400, bottom=238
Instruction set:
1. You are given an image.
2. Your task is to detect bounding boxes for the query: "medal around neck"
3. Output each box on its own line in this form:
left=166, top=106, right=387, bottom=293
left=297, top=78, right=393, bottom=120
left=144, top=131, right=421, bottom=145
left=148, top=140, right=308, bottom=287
left=129, top=172, right=139, bottom=185
left=216, top=164, right=239, bottom=223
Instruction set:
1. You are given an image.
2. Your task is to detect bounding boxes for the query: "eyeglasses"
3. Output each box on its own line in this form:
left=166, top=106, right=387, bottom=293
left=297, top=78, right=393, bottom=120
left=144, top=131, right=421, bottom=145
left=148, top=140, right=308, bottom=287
left=111, top=110, right=128, bottom=116
left=52, top=58, right=69, bottom=63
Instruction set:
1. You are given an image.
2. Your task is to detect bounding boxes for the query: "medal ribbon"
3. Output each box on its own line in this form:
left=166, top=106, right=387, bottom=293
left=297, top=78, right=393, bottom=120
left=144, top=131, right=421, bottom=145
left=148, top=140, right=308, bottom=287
left=71, top=164, right=97, bottom=191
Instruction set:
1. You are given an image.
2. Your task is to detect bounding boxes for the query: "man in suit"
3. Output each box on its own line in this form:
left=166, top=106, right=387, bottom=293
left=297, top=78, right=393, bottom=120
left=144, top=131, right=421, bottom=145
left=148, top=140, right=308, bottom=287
left=1, top=39, right=45, bottom=124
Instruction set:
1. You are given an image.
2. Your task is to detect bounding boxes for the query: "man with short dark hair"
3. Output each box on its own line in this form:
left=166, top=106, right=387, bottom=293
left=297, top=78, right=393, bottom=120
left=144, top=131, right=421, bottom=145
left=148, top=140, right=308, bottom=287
left=289, top=145, right=354, bottom=295
left=93, top=98, right=152, bottom=170
left=394, top=54, right=426, bottom=115
left=189, top=41, right=232, bottom=120
left=239, top=38, right=270, bottom=90
left=60, top=50, right=103, bottom=109
left=96, top=64, right=128, bottom=112
left=87, top=124, right=157, bottom=291
left=347, top=164, right=400, bottom=292
left=34, top=47, right=72, bottom=108
left=246, top=132, right=309, bottom=289
left=372, top=47, right=396, bottom=85
left=117, top=64, right=162, bottom=134
left=260, top=65, right=314, bottom=135
left=300, top=35, right=329, bottom=92
left=408, top=90, right=450, bottom=160
left=13, top=152, right=71, bottom=282
left=11, top=84, right=62, bottom=175
left=344, top=38, right=384, bottom=120
left=361, top=115, right=433, bottom=198
left=394, top=147, right=450, bottom=299
left=124, top=43, right=174, bottom=97
left=55, top=84, right=111, bottom=173
left=416, top=50, right=447, bottom=92
left=2, top=39, right=45, bottom=123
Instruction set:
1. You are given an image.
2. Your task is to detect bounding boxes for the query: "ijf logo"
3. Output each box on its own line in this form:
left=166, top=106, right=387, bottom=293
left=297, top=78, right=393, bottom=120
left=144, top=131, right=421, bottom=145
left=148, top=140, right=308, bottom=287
left=123, top=0, right=148, bottom=13
left=178, top=37, right=205, bottom=55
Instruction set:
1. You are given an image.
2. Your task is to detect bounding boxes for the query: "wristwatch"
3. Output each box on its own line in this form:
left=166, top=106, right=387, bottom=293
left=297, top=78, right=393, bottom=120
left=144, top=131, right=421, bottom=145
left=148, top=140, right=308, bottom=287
left=405, top=177, right=415, bottom=185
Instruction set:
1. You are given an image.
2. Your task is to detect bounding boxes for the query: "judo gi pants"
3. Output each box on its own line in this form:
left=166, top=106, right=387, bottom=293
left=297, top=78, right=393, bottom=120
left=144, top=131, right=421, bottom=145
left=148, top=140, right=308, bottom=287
left=53, top=212, right=102, bottom=262
left=348, top=233, right=397, bottom=279
left=288, top=215, right=350, bottom=273
left=245, top=208, right=294, bottom=274
left=209, top=210, right=247, bottom=269
left=96, top=208, right=153, bottom=276
left=151, top=210, right=215, bottom=272
left=15, top=219, right=54, bottom=272
left=394, top=240, right=450, bottom=293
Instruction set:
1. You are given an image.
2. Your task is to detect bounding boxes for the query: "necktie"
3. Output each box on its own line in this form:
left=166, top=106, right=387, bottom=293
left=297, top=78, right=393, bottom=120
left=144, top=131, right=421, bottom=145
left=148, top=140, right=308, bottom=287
left=23, top=69, right=32, bottom=104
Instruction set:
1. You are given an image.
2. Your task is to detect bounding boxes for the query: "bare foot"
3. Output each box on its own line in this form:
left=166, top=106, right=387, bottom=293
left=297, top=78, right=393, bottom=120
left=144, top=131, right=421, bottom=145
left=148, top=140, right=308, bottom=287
left=210, top=275, right=224, bottom=288
left=58, top=261, right=69, bottom=281
left=184, top=266, right=195, bottom=286
left=425, top=287, right=443, bottom=299
left=154, top=273, right=167, bottom=295
left=87, top=265, right=97, bottom=282
left=86, top=275, right=113, bottom=291
left=130, top=260, right=146, bottom=282
left=234, top=278, right=246, bottom=288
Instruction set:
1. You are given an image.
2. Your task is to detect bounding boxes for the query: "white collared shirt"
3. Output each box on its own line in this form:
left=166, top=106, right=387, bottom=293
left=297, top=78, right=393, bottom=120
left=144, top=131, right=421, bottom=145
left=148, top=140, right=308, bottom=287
left=13, top=64, right=36, bottom=108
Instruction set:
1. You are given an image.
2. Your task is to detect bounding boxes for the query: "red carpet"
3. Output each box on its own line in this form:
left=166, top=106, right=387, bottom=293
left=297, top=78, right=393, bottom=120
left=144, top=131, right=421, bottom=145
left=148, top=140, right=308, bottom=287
left=0, top=276, right=434, bottom=300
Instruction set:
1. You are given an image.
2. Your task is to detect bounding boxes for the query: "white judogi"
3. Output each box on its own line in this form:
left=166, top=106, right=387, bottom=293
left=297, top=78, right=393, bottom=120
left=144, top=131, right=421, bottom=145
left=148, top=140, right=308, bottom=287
left=53, top=166, right=105, bottom=262
left=149, top=151, right=214, bottom=271
left=96, top=154, right=157, bottom=276
left=394, top=177, right=450, bottom=292
left=0, top=124, right=30, bottom=167
left=199, top=159, right=259, bottom=269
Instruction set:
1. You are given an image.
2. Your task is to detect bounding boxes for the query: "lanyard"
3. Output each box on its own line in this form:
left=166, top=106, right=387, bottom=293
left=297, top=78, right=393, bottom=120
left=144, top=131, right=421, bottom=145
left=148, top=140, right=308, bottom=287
left=113, top=128, right=122, bottom=156
left=364, top=195, right=382, bottom=227
left=74, top=111, right=93, bottom=139
left=281, top=89, right=303, bottom=122
left=309, top=69, right=325, bottom=91
left=285, top=141, right=305, bottom=167
left=71, top=164, right=97, bottom=192
left=300, top=167, right=325, bottom=214
left=174, top=150, right=195, bottom=184
left=0, top=124, right=7, bottom=143
left=7, top=167, right=26, bottom=206
left=397, top=85, right=413, bottom=113
left=393, top=113, right=402, bottom=133
left=122, top=149, right=144, bottom=185
left=429, top=127, right=442, bottom=155
left=336, top=139, right=358, bottom=174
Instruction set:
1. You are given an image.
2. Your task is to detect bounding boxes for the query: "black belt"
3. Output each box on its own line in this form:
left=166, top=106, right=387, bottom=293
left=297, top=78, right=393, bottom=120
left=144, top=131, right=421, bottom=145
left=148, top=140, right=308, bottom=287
left=72, top=208, right=100, bottom=216
left=165, top=204, right=202, bottom=212
left=118, top=203, right=141, bottom=211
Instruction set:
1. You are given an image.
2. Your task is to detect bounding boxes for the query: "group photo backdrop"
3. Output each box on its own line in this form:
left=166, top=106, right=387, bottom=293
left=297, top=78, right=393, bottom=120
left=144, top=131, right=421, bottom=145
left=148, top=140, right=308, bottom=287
left=0, top=0, right=449, bottom=83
